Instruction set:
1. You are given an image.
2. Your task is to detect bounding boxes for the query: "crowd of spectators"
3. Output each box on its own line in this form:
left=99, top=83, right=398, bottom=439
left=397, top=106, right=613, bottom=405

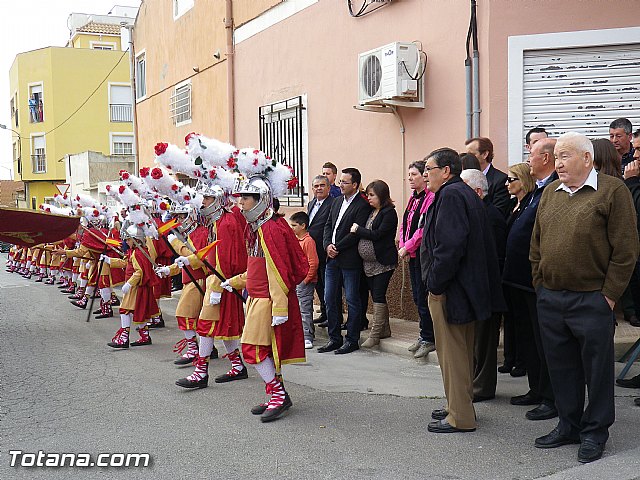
left=286, top=117, right=640, bottom=463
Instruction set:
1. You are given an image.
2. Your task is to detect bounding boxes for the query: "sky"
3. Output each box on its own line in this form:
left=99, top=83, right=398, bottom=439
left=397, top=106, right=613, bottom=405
left=0, top=0, right=142, bottom=180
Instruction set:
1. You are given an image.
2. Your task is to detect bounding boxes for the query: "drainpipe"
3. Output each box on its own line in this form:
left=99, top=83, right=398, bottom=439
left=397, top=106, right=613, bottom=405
left=122, top=22, right=139, bottom=173
left=471, top=0, right=480, bottom=137
left=225, top=0, right=235, bottom=145
left=465, top=58, right=472, bottom=140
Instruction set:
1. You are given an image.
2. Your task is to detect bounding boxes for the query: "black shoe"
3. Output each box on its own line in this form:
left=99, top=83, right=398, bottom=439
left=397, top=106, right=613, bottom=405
left=317, top=339, right=343, bottom=353
left=526, top=403, right=558, bottom=421
left=130, top=338, right=152, bottom=347
left=175, top=375, right=208, bottom=389
left=110, top=297, right=121, bottom=307
left=211, top=346, right=219, bottom=359
left=92, top=308, right=101, bottom=314
left=334, top=341, right=359, bottom=355
left=313, top=316, right=327, bottom=324
left=214, top=366, right=248, bottom=383
left=473, top=395, right=495, bottom=403
left=498, top=364, right=513, bottom=374
left=427, top=419, right=475, bottom=433
left=260, top=394, right=293, bottom=423
left=511, top=392, right=541, bottom=406
left=534, top=427, right=580, bottom=449
left=510, top=367, right=527, bottom=377
left=577, top=438, right=604, bottom=463
left=147, top=318, right=165, bottom=329
left=174, top=356, right=197, bottom=366
left=431, top=408, right=448, bottom=421
left=71, top=299, right=88, bottom=309
left=316, top=321, right=328, bottom=328
left=94, top=310, right=113, bottom=320
left=251, top=403, right=268, bottom=415
left=634, top=397, right=640, bottom=406
left=107, top=341, right=129, bottom=349
left=616, top=374, right=640, bottom=389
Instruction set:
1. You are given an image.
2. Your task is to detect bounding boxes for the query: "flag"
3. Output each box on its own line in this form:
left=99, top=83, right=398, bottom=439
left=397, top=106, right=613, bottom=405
left=106, top=238, right=122, bottom=248
left=0, top=207, right=80, bottom=248
left=157, top=218, right=181, bottom=236
left=195, top=240, right=220, bottom=261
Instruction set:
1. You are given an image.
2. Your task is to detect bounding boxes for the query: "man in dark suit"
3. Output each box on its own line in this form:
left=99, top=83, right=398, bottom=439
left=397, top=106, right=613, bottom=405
left=307, top=175, right=335, bottom=325
left=465, top=137, right=510, bottom=217
left=461, top=168, right=507, bottom=403
left=318, top=168, right=371, bottom=355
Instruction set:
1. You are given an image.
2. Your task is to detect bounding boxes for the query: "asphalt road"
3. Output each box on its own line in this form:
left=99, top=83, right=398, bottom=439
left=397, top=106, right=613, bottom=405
left=1, top=266, right=640, bottom=479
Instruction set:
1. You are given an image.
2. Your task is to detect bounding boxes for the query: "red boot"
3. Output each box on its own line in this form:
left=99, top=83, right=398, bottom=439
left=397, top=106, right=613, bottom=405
left=215, top=349, right=249, bottom=383
left=173, top=337, right=198, bottom=365
left=68, top=286, right=84, bottom=299
left=175, top=355, right=209, bottom=389
left=71, top=294, right=89, bottom=309
left=107, top=327, right=130, bottom=349
left=259, top=378, right=292, bottom=423
left=131, top=326, right=152, bottom=346
left=94, top=299, right=113, bottom=319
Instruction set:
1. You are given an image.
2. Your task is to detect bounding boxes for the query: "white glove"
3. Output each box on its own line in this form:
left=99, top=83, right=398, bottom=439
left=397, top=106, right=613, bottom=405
left=209, top=291, right=222, bottom=305
left=155, top=266, right=170, bottom=278
left=272, top=316, right=288, bottom=326
left=220, top=280, right=233, bottom=292
left=99, top=254, right=111, bottom=265
left=167, top=233, right=177, bottom=243
left=175, top=256, right=190, bottom=267
left=122, top=282, right=132, bottom=295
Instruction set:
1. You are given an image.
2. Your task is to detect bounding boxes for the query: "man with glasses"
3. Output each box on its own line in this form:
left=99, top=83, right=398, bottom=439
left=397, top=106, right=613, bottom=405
left=307, top=175, right=335, bottom=326
left=318, top=168, right=371, bottom=354
left=420, top=148, right=504, bottom=433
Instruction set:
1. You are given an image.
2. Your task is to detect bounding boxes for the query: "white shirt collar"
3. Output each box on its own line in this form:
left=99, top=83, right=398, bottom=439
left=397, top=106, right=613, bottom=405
left=555, top=168, right=598, bottom=195
left=482, top=164, right=491, bottom=176
left=536, top=173, right=553, bottom=188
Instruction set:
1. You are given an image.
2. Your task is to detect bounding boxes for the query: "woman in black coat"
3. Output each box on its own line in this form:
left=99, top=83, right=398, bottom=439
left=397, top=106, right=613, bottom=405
left=350, top=180, right=398, bottom=347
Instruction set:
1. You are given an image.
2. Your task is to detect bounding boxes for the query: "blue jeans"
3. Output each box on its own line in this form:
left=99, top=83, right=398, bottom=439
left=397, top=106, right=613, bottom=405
left=324, top=259, right=361, bottom=344
left=409, top=256, right=434, bottom=343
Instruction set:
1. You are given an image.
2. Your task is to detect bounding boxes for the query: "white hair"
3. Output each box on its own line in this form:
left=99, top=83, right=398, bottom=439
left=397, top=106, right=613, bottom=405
left=557, top=132, right=594, bottom=159
left=460, top=169, right=489, bottom=198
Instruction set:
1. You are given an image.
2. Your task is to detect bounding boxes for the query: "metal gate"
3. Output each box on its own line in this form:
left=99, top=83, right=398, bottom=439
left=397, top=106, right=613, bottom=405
left=259, top=96, right=305, bottom=207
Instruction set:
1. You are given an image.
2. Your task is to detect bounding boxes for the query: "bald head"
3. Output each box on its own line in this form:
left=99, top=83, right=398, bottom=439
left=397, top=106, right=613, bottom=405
left=529, top=138, right=557, bottom=180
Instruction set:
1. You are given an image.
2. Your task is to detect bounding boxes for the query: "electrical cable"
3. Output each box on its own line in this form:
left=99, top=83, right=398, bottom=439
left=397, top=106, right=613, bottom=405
left=347, top=0, right=391, bottom=18
left=43, top=49, right=129, bottom=137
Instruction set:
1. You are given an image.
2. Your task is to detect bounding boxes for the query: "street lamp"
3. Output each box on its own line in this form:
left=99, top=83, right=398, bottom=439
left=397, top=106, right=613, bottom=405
left=0, top=124, right=21, bottom=180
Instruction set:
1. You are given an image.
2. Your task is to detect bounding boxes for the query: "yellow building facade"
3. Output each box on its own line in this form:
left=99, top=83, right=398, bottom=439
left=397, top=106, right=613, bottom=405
left=9, top=27, right=133, bottom=208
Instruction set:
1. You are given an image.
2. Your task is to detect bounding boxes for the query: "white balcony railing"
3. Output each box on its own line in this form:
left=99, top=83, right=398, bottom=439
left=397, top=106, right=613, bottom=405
left=110, top=104, right=133, bottom=122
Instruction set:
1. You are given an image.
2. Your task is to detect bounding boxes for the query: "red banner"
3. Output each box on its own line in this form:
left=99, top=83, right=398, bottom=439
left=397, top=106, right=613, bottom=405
left=0, top=207, right=80, bottom=247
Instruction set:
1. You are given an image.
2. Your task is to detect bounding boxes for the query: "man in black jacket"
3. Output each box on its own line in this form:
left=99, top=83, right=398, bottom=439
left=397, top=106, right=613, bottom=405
left=307, top=175, right=335, bottom=325
left=465, top=137, right=510, bottom=217
left=318, top=168, right=371, bottom=355
left=421, top=148, right=505, bottom=433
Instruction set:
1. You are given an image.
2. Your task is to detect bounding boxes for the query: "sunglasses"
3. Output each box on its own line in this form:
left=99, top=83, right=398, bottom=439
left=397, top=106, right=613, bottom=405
left=506, top=176, right=520, bottom=183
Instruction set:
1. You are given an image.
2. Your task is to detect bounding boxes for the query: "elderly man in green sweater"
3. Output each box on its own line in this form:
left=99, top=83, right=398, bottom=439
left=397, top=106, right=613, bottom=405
left=530, top=131, right=639, bottom=464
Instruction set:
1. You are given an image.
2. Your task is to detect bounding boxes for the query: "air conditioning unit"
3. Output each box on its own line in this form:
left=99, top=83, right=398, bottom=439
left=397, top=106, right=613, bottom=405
left=358, top=41, right=423, bottom=107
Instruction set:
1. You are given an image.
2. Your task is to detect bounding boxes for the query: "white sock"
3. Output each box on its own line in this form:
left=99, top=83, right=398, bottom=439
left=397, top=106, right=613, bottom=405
left=184, top=330, right=196, bottom=340
left=86, top=286, right=95, bottom=296
left=253, top=357, right=276, bottom=383
left=223, top=339, right=240, bottom=354
left=79, top=278, right=87, bottom=288
left=120, top=313, right=132, bottom=329
left=100, top=288, right=111, bottom=302
left=199, top=336, right=214, bottom=358
left=72, top=273, right=78, bottom=283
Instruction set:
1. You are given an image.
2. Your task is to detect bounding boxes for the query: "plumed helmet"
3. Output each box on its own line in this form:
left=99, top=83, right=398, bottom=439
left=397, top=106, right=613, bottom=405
left=233, top=175, right=272, bottom=224
left=120, top=221, right=145, bottom=241
left=195, top=181, right=227, bottom=222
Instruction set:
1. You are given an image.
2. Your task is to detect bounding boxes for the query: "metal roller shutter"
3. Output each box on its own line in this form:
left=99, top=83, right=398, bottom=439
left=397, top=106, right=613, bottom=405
left=521, top=43, right=640, bottom=158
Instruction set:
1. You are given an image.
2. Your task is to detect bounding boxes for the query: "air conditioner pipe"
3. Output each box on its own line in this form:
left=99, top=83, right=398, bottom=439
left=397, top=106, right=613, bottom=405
left=471, top=0, right=480, bottom=137
left=225, top=0, right=235, bottom=145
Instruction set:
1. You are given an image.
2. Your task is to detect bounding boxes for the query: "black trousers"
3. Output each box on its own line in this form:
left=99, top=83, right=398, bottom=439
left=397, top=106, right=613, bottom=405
left=315, top=258, right=327, bottom=319
left=537, top=287, right=615, bottom=444
left=509, top=286, right=554, bottom=404
left=473, top=313, right=499, bottom=398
